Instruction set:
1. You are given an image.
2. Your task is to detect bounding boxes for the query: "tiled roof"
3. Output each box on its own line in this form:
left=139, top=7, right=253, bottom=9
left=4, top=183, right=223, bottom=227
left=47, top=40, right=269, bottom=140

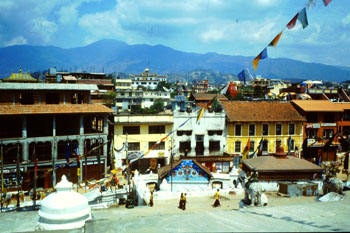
left=242, top=156, right=323, bottom=172
left=193, top=93, right=228, bottom=101
left=0, top=104, right=114, bottom=115
left=0, top=83, right=98, bottom=91
left=292, top=100, right=344, bottom=112
left=222, top=101, right=306, bottom=122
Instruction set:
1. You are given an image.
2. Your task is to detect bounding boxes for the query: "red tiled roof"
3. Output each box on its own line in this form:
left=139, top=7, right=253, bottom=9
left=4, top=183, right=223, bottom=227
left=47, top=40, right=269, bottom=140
left=221, top=101, right=306, bottom=122
left=0, top=104, right=114, bottom=115
left=292, top=100, right=344, bottom=112
left=242, top=156, right=323, bottom=172
left=193, top=93, right=228, bottom=101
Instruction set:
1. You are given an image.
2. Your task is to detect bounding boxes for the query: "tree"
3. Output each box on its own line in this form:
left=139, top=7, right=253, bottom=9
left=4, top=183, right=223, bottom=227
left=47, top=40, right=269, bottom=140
left=155, top=81, right=172, bottom=91
left=150, top=99, right=164, bottom=113
left=103, top=91, right=116, bottom=107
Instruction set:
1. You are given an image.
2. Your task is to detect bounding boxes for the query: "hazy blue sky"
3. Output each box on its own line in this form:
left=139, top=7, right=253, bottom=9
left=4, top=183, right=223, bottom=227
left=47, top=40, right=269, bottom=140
left=0, top=0, right=349, bottom=67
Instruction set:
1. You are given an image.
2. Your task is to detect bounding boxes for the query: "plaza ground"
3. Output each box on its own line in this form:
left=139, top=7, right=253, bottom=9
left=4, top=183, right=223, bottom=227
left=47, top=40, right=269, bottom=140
left=1, top=190, right=350, bottom=232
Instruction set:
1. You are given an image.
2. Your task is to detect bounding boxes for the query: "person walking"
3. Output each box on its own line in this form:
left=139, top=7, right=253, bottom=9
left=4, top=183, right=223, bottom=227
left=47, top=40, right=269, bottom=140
left=213, top=189, right=221, bottom=207
left=182, top=193, right=187, bottom=210
left=149, top=191, right=154, bottom=207
left=178, top=193, right=183, bottom=209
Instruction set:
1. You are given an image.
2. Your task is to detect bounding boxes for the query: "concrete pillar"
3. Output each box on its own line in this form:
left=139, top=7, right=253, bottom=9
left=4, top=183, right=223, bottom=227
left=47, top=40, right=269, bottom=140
left=103, top=115, right=108, bottom=135
left=204, top=135, right=209, bottom=156
left=78, top=138, right=84, bottom=183
left=88, top=95, right=91, bottom=104
left=12, top=94, right=15, bottom=105
left=52, top=139, right=57, bottom=187
left=103, top=136, right=108, bottom=176
left=22, top=141, right=28, bottom=162
left=63, top=93, right=66, bottom=104
left=52, top=116, right=56, bottom=137
left=80, top=115, right=84, bottom=135
left=22, top=117, right=27, bottom=138
left=190, top=135, right=196, bottom=156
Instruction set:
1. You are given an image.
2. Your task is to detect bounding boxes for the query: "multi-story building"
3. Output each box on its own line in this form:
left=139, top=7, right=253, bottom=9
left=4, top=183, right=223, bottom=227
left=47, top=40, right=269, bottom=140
left=292, top=100, right=350, bottom=162
left=222, top=101, right=305, bottom=160
left=0, top=82, right=113, bottom=190
left=172, top=106, right=228, bottom=173
left=114, top=78, right=133, bottom=90
left=115, top=89, right=170, bottom=111
left=130, top=68, right=167, bottom=90
left=114, top=111, right=173, bottom=173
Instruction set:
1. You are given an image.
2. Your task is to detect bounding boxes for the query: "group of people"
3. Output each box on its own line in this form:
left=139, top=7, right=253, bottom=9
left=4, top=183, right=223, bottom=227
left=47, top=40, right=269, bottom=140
left=148, top=190, right=221, bottom=209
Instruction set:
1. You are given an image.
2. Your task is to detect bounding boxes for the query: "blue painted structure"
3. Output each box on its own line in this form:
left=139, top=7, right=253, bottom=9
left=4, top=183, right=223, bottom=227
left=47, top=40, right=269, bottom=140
left=165, top=160, right=210, bottom=183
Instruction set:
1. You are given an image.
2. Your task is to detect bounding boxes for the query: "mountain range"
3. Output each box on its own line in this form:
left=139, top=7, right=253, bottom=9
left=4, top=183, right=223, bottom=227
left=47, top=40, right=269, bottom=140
left=1, top=39, right=349, bottom=83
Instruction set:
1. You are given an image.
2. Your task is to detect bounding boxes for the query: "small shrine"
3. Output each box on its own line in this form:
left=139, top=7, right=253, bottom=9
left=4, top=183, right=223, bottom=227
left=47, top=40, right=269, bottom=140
left=2, top=68, right=37, bottom=82
left=158, top=159, right=212, bottom=192
left=37, top=175, right=91, bottom=230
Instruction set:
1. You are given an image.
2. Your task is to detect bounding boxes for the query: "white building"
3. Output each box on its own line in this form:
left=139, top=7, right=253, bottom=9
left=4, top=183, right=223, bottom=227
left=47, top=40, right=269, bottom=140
left=115, top=89, right=170, bottom=111
left=131, top=68, right=167, bottom=90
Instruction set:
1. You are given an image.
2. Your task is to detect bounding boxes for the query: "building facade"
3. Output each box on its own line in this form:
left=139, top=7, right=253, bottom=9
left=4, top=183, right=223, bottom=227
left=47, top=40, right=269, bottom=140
left=0, top=83, right=113, bottom=190
left=222, top=101, right=305, bottom=160
left=114, top=112, right=173, bottom=173
left=130, top=68, right=167, bottom=90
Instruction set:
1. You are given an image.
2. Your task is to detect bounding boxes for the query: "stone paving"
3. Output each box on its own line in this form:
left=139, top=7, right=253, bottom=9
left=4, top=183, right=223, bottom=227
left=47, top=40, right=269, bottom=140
left=1, top=191, right=350, bottom=232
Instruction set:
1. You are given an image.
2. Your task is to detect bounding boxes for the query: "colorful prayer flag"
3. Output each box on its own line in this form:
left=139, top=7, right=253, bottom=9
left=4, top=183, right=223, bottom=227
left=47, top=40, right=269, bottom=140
left=252, top=48, right=268, bottom=71
left=306, top=0, right=317, bottom=9
left=268, top=31, right=283, bottom=47
left=242, top=138, right=250, bottom=160
left=322, top=0, right=332, bottom=6
left=287, top=13, right=299, bottom=30
left=297, top=8, right=309, bottom=29
left=227, top=82, right=238, bottom=98
left=197, top=107, right=205, bottom=123
left=257, top=138, right=264, bottom=156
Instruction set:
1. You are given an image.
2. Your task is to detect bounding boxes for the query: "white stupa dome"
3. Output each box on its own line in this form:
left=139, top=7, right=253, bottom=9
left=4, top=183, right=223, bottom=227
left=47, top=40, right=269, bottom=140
left=37, top=175, right=91, bottom=230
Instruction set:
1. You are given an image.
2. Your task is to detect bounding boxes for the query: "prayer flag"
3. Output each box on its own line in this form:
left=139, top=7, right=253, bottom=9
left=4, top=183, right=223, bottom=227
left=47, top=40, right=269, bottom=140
left=306, top=0, right=317, bottom=9
left=197, top=107, right=205, bottom=123
left=322, top=0, right=332, bottom=6
left=252, top=54, right=261, bottom=71
left=268, top=31, right=283, bottom=47
left=297, top=8, right=309, bottom=29
left=242, top=138, right=250, bottom=160
left=252, top=48, right=268, bottom=71
left=237, top=68, right=253, bottom=83
left=257, top=138, right=264, bottom=156
left=287, top=13, right=299, bottom=29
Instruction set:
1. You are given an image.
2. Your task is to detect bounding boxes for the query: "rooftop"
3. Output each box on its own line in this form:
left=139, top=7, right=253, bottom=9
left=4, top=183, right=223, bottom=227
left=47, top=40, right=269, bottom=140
left=221, top=101, right=306, bottom=122
left=0, top=83, right=98, bottom=91
left=292, top=100, right=346, bottom=112
left=192, top=93, right=228, bottom=101
left=0, top=104, right=114, bottom=115
left=242, top=155, right=323, bottom=172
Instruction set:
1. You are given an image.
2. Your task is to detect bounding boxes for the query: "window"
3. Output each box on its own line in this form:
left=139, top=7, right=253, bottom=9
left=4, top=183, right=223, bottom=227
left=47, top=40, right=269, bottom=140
left=123, top=126, right=140, bottom=135
left=235, top=124, right=241, bottom=136
left=149, top=141, right=165, bottom=150
left=46, top=93, right=60, bottom=104
left=289, top=124, right=295, bottom=135
left=235, top=141, right=241, bottom=153
left=128, top=142, right=140, bottom=151
left=262, top=124, right=269, bottom=136
left=290, top=139, right=295, bottom=151
left=262, top=140, right=268, bottom=152
left=20, top=92, right=34, bottom=105
left=275, top=139, right=282, bottom=152
left=179, top=141, right=191, bottom=153
left=249, top=124, right=256, bottom=136
left=209, top=141, right=220, bottom=153
left=323, top=129, right=334, bottom=139
left=177, top=130, right=192, bottom=136
left=276, top=124, right=282, bottom=135
left=306, top=129, right=318, bottom=138
left=149, top=125, right=165, bottom=134
left=249, top=140, right=255, bottom=152
left=208, top=130, right=223, bottom=136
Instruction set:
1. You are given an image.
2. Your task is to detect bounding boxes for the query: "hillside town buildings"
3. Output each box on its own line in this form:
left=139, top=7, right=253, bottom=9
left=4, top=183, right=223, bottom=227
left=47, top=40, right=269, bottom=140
left=130, top=68, right=167, bottom=90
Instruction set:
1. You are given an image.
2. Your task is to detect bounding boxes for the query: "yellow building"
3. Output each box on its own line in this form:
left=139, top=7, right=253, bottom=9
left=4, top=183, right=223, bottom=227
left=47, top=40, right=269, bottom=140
left=114, top=111, right=173, bottom=172
left=221, top=101, right=305, bottom=157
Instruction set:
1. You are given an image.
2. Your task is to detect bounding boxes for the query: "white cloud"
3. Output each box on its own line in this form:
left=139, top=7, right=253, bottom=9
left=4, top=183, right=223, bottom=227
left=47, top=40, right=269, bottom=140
left=255, top=0, right=279, bottom=7
left=342, top=14, right=350, bottom=25
left=31, top=17, right=58, bottom=43
left=200, top=29, right=224, bottom=42
left=4, top=36, right=27, bottom=46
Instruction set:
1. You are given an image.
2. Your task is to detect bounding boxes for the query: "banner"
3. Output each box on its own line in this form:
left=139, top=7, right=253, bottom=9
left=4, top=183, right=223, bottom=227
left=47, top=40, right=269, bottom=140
left=297, top=8, right=309, bottom=29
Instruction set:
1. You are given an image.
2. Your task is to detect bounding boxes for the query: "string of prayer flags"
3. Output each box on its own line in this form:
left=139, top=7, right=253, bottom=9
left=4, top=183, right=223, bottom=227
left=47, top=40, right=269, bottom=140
left=322, top=0, right=332, bottom=6
left=297, top=8, right=309, bottom=29
left=252, top=48, right=268, bottom=71
left=287, top=13, right=299, bottom=29
left=268, top=31, right=283, bottom=47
